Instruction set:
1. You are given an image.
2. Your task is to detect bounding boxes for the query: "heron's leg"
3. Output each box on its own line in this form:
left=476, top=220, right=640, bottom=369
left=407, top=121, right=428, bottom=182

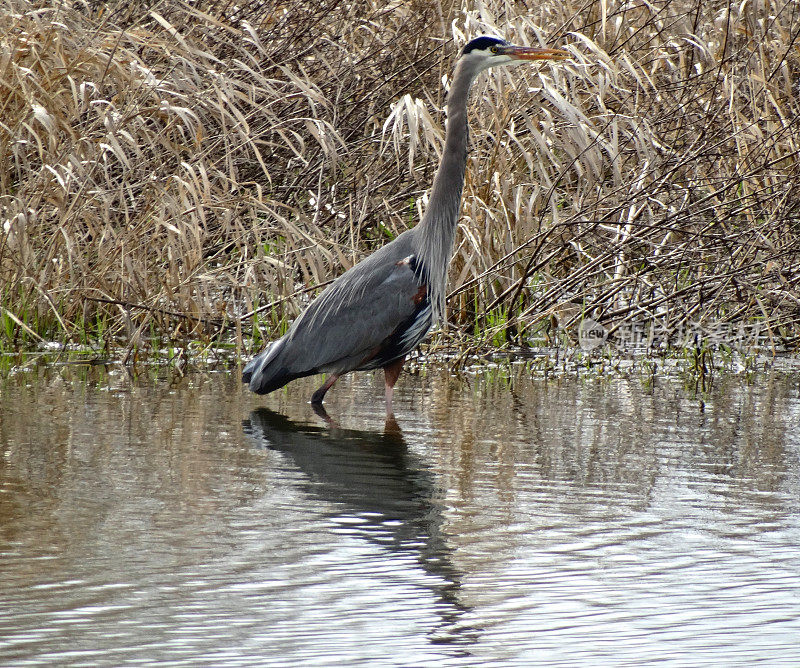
left=311, top=402, right=340, bottom=429
left=311, top=374, right=339, bottom=405
left=383, top=357, right=406, bottom=416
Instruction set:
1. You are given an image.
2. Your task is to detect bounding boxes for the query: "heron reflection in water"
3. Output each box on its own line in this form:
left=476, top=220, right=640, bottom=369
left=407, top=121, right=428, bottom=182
left=242, top=408, right=478, bottom=650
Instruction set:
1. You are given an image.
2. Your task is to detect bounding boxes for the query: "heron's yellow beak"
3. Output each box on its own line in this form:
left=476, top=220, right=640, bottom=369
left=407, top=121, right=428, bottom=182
left=502, top=45, right=570, bottom=61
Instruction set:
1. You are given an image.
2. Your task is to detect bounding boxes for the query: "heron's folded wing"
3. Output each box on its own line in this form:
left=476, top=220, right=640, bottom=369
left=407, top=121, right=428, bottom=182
left=280, top=250, right=426, bottom=373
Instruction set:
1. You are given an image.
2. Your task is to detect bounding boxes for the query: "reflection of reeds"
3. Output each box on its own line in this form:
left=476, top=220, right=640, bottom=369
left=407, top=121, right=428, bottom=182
left=1, top=0, right=798, bottom=357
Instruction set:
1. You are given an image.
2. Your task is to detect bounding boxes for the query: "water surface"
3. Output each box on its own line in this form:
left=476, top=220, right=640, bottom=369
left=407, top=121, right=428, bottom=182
left=1, top=364, right=799, bottom=666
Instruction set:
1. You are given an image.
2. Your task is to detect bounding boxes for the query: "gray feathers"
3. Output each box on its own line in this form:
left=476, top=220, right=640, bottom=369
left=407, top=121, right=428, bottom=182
left=244, top=42, right=496, bottom=398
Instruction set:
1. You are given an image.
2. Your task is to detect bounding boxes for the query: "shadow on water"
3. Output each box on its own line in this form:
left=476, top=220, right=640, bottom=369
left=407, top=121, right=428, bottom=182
left=242, top=406, right=480, bottom=651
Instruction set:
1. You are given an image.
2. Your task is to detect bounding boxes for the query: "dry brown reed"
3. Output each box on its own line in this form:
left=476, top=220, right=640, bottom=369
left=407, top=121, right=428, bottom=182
left=1, top=0, right=799, bottom=360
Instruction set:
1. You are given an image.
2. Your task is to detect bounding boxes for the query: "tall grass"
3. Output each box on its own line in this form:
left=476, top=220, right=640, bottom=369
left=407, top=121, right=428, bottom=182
left=1, top=0, right=798, bottom=359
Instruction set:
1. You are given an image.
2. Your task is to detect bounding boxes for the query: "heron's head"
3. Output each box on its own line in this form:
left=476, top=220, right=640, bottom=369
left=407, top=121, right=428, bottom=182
left=460, top=36, right=569, bottom=72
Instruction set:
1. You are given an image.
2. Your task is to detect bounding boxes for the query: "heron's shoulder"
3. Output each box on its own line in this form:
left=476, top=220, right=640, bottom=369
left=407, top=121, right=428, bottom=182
left=330, top=228, right=418, bottom=279
left=361, top=228, right=417, bottom=261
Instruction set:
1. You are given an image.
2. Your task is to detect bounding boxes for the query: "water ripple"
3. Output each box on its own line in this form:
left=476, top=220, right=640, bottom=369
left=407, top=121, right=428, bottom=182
left=1, top=369, right=799, bottom=665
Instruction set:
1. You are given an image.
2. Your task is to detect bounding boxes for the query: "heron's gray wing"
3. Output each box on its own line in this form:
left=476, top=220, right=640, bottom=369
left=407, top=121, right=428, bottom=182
left=280, top=240, right=427, bottom=374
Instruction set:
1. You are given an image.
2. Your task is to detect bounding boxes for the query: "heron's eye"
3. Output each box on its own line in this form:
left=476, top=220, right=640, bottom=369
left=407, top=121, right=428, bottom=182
left=490, top=46, right=498, bottom=54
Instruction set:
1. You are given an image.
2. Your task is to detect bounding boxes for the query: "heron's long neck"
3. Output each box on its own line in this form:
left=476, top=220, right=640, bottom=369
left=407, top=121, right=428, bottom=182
left=417, top=59, right=479, bottom=321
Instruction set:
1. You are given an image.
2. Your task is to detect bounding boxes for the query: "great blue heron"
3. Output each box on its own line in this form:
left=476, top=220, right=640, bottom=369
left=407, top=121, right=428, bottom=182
left=243, top=36, right=568, bottom=413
